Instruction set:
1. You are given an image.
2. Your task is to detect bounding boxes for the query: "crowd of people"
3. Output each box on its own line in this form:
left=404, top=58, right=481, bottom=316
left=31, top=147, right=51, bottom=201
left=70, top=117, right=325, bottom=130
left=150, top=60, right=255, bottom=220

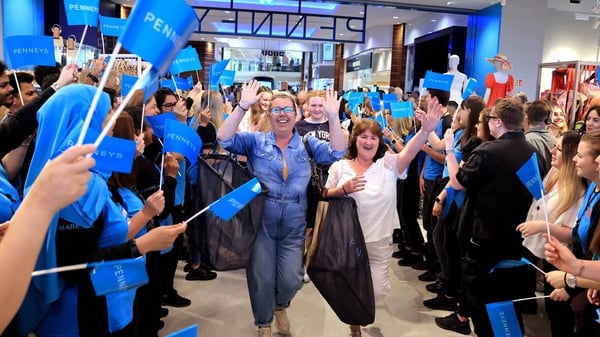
left=3, top=55, right=600, bottom=337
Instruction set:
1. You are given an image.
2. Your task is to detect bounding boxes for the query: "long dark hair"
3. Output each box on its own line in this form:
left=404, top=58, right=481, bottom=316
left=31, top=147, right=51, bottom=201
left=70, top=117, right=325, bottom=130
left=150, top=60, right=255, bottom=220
left=461, top=96, right=486, bottom=148
left=346, top=119, right=387, bottom=162
left=108, top=114, right=138, bottom=189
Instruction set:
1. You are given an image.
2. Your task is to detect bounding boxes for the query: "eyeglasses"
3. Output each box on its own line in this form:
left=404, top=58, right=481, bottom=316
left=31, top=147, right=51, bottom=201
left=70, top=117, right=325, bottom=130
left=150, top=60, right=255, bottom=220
left=271, top=106, right=294, bottom=114
left=162, top=102, right=177, bottom=109
left=484, top=115, right=501, bottom=121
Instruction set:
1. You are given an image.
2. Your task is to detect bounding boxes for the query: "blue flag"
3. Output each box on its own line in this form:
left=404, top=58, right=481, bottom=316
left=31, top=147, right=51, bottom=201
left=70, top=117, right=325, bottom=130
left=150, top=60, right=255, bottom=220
left=368, top=92, right=381, bottom=111
left=4, top=35, right=56, bottom=69
left=64, top=0, right=99, bottom=27
left=186, top=76, right=194, bottom=90
left=516, top=153, right=543, bottom=200
left=462, top=78, right=478, bottom=100
left=423, top=70, right=454, bottom=92
left=160, top=79, right=176, bottom=91
left=91, top=134, right=136, bottom=174
left=169, top=46, right=202, bottom=75
left=99, top=15, right=126, bottom=37
left=163, top=120, right=202, bottom=165
left=382, top=93, right=397, bottom=110
left=145, top=112, right=177, bottom=138
left=375, top=113, right=386, bottom=130
left=486, top=301, right=523, bottom=337
left=390, top=102, right=414, bottom=119
left=209, top=59, right=231, bottom=90
left=209, top=178, right=262, bottom=221
left=144, top=72, right=159, bottom=102
left=220, top=70, right=236, bottom=86
left=348, top=92, right=364, bottom=106
left=118, top=0, right=197, bottom=75
left=89, top=258, right=148, bottom=296
left=173, top=75, right=191, bottom=91
left=165, top=324, right=197, bottom=337
left=121, top=74, right=137, bottom=97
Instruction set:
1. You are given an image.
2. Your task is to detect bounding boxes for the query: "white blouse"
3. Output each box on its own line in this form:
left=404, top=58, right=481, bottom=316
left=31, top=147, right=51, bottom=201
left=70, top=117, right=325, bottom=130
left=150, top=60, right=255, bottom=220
left=325, top=152, right=406, bottom=243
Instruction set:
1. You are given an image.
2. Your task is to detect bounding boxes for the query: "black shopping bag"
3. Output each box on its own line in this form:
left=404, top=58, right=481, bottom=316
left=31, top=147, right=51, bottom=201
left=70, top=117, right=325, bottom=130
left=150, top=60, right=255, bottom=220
left=307, top=197, right=375, bottom=326
left=190, top=154, right=267, bottom=271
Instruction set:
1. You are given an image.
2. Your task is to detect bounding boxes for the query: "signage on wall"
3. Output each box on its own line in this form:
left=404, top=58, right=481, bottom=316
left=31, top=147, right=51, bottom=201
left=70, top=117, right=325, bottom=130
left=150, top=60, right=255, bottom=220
left=323, top=43, right=334, bottom=61
left=261, top=50, right=285, bottom=57
left=346, top=52, right=372, bottom=72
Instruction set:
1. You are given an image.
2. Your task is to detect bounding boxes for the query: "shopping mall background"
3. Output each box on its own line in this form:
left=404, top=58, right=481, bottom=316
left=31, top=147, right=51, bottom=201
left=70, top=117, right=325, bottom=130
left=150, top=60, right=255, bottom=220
left=1, top=0, right=599, bottom=102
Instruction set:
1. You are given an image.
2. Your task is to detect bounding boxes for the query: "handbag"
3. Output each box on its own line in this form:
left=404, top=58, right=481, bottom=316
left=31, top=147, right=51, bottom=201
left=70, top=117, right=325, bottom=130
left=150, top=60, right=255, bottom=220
left=190, top=153, right=268, bottom=271
left=307, top=197, right=376, bottom=326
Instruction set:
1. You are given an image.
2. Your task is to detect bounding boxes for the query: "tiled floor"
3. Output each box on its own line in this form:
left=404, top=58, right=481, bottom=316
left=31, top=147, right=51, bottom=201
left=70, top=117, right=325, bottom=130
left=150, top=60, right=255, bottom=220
left=160, top=258, right=552, bottom=337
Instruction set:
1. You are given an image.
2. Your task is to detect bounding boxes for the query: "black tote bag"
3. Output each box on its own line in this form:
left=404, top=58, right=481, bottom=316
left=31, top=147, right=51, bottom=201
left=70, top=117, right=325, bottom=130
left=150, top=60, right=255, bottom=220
left=190, top=153, right=267, bottom=271
left=307, top=197, right=375, bottom=326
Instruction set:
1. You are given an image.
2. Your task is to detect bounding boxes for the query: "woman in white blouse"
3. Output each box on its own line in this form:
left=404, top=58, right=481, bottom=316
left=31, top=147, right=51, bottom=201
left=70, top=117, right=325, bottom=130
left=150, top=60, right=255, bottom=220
left=324, top=99, right=442, bottom=337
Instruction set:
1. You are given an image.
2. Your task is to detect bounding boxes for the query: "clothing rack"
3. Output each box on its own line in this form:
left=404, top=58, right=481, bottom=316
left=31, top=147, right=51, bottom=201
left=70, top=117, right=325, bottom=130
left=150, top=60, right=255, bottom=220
left=536, top=60, right=600, bottom=129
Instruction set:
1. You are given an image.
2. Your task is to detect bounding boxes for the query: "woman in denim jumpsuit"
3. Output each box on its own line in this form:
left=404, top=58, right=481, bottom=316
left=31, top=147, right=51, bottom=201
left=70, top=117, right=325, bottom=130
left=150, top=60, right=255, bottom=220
left=218, top=81, right=346, bottom=337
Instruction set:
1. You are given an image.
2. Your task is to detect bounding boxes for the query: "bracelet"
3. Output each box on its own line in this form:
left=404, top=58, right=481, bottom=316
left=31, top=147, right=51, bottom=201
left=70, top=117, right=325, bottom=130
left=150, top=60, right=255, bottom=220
left=445, top=148, right=454, bottom=153
left=87, top=72, right=99, bottom=83
left=564, top=271, right=567, bottom=286
left=238, top=104, right=249, bottom=112
left=576, top=260, right=585, bottom=277
left=435, top=197, right=445, bottom=204
left=341, top=185, right=348, bottom=196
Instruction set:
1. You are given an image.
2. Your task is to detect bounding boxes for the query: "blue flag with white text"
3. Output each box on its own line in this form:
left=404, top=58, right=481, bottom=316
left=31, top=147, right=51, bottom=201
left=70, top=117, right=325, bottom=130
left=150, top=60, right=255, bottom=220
left=462, top=78, right=478, bottom=100
left=209, top=178, right=262, bottom=221
left=486, top=301, right=523, bottom=337
left=160, top=79, right=176, bottom=92
left=121, top=74, right=137, bottom=97
left=423, top=70, right=454, bottom=92
left=516, top=153, right=543, bottom=200
left=383, top=93, right=397, bottom=110
left=64, top=0, right=99, bottom=27
left=390, top=102, right=414, bottom=119
left=209, top=59, right=231, bottom=90
left=74, top=128, right=136, bottom=174
left=170, top=46, right=202, bottom=75
left=368, top=92, right=381, bottom=111
left=145, top=112, right=177, bottom=138
left=118, top=0, right=197, bottom=75
left=99, top=15, right=126, bottom=37
left=4, top=36, right=56, bottom=69
left=220, top=70, right=236, bottom=86
left=165, top=324, right=197, bottom=337
left=89, top=258, right=148, bottom=296
left=163, top=120, right=202, bottom=165
left=173, top=75, right=192, bottom=90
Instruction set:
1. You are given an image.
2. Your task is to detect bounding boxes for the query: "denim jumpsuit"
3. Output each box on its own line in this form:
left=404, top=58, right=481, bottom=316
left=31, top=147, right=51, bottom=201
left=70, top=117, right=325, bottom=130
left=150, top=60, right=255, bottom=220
left=220, top=129, right=345, bottom=327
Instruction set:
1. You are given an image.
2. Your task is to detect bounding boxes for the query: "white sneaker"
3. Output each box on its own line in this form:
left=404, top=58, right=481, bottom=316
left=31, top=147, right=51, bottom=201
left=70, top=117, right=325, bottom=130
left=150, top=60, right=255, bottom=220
left=257, top=326, right=271, bottom=337
left=274, top=309, right=290, bottom=335
left=303, top=271, right=311, bottom=283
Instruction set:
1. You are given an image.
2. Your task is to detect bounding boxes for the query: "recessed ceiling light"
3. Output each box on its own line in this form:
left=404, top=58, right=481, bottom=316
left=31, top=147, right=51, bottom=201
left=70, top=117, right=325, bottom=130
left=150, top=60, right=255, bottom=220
left=447, top=1, right=455, bottom=5
left=339, top=33, right=344, bottom=36
left=359, top=11, right=364, bottom=14
left=431, top=19, right=437, bottom=22
left=350, top=25, right=356, bottom=28
left=224, top=11, right=230, bottom=14
left=393, top=16, right=398, bottom=19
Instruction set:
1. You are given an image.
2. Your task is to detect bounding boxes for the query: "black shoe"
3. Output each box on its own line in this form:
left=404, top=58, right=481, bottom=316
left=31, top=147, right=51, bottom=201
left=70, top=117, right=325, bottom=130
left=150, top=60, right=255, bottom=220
left=160, top=307, right=169, bottom=318
left=423, top=294, right=458, bottom=311
left=397, top=253, right=423, bottom=266
left=186, top=266, right=217, bottom=281
left=425, top=279, right=446, bottom=294
left=162, top=292, right=191, bottom=307
left=411, top=260, right=431, bottom=270
left=184, top=263, right=191, bottom=273
left=418, top=270, right=439, bottom=282
left=435, top=312, right=471, bottom=335
left=392, top=250, right=409, bottom=259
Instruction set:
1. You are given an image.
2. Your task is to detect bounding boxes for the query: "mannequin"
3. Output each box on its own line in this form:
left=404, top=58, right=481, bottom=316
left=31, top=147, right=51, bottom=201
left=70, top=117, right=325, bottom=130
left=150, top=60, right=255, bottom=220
left=51, top=24, right=64, bottom=48
left=445, top=54, right=468, bottom=105
left=484, top=54, right=514, bottom=107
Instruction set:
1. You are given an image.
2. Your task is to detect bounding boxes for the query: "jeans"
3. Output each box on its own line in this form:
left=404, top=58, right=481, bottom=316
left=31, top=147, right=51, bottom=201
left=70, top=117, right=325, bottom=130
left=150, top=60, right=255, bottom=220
left=247, top=196, right=306, bottom=327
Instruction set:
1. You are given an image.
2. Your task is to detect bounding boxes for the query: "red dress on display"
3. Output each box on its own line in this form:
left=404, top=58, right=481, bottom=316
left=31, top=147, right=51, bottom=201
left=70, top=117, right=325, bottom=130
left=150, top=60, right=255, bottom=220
left=485, top=73, right=514, bottom=107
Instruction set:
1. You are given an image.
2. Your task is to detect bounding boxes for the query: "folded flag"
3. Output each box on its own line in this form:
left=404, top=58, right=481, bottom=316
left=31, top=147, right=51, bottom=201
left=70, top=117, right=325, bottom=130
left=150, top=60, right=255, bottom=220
left=208, top=178, right=262, bottom=221
left=4, top=35, right=56, bottom=69
left=165, top=324, right=197, bottom=337
left=516, top=153, right=543, bottom=200
left=390, top=102, right=414, bottom=119
left=118, top=0, right=197, bottom=75
left=99, top=15, right=126, bottom=37
left=163, top=120, right=202, bottom=165
left=90, top=257, right=148, bottom=296
left=462, top=78, right=478, bottom=100
left=486, top=301, right=523, bottom=337
left=423, top=70, right=454, bottom=92
left=145, top=112, right=177, bottom=138
left=64, top=0, right=99, bottom=27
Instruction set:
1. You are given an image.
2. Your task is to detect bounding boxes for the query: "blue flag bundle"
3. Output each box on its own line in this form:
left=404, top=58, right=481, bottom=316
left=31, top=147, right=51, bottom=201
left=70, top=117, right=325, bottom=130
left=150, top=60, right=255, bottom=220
left=163, top=120, right=202, bottom=165
left=165, top=324, right=197, bottom=337
left=121, top=74, right=137, bottom=97
left=209, top=59, right=231, bottom=90
left=209, top=177, right=262, bottom=221
left=63, top=0, right=99, bottom=27
left=462, top=78, right=478, bottom=100
left=89, top=257, right=148, bottom=296
left=99, top=15, right=126, bottom=37
left=220, top=70, right=236, bottom=86
left=145, top=112, right=177, bottom=138
left=170, top=46, right=202, bottom=75
left=516, top=153, right=543, bottom=200
left=4, top=36, right=56, bottom=69
left=390, top=102, right=414, bottom=119
left=382, top=93, right=397, bottom=110
left=423, top=70, right=454, bottom=92
left=485, top=301, right=523, bottom=337
left=118, top=0, right=197, bottom=75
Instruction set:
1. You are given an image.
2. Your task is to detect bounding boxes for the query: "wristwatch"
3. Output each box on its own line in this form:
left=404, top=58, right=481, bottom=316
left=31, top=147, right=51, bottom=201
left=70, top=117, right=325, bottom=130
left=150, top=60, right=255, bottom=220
left=391, top=139, right=397, bottom=144
left=565, top=272, right=577, bottom=288
left=435, top=197, right=444, bottom=204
